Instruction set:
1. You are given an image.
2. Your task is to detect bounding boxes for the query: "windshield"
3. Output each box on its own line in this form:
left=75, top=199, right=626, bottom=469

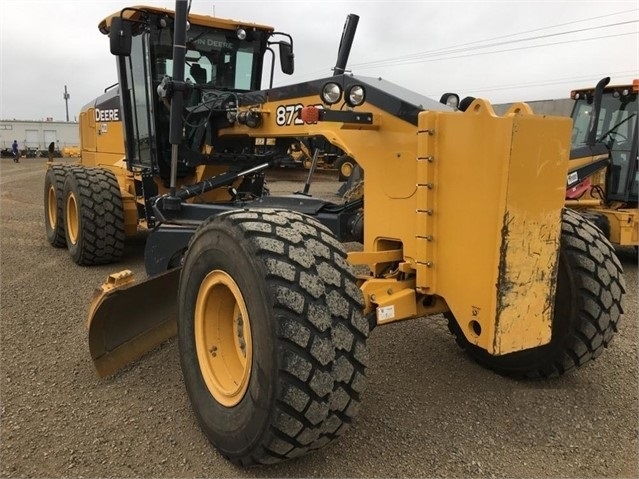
left=571, top=94, right=637, bottom=149
left=151, top=24, right=262, bottom=91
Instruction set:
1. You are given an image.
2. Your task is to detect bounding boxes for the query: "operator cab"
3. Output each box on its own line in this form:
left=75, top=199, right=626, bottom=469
left=99, top=6, right=293, bottom=179
left=571, top=81, right=638, bottom=202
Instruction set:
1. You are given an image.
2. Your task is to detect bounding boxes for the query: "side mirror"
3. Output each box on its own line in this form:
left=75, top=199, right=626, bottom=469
left=279, top=42, right=294, bottom=75
left=110, top=17, right=132, bottom=56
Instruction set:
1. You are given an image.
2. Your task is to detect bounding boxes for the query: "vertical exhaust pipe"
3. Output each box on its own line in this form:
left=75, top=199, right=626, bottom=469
left=586, top=76, right=610, bottom=146
left=333, top=14, right=359, bottom=76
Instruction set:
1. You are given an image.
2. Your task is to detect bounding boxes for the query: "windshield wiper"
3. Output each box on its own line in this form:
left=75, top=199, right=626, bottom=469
left=597, top=113, right=636, bottom=143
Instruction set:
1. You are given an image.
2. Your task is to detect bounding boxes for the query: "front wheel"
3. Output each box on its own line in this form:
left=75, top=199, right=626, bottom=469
left=178, top=209, right=369, bottom=465
left=447, top=209, right=625, bottom=379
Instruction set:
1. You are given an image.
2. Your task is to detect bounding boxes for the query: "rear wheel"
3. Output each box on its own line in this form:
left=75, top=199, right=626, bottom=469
left=63, top=167, right=125, bottom=265
left=178, top=209, right=369, bottom=465
left=447, top=209, right=625, bottom=379
left=44, top=165, right=68, bottom=247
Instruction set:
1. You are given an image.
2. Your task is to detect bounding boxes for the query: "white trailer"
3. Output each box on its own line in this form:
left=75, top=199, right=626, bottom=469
left=0, top=120, right=79, bottom=156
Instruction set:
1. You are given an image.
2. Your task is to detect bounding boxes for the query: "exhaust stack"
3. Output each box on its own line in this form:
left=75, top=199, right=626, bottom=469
left=333, top=14, right=359, bottom=76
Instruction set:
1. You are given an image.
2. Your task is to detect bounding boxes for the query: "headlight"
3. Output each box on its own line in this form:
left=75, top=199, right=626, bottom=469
left=345, top=85, right=366, bottom=107
left=321, top=82, right=342, bottom=105
left=236, top=28, right=247, bottom=40
left=237, top=110, right=262, bottom=128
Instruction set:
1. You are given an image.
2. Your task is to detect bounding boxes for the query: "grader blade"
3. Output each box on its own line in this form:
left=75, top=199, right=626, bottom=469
left=87, top=268, right=180, bottom=377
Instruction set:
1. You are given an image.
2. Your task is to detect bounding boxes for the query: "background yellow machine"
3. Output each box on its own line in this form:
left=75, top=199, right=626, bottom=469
left=565, top=77, right=638, bottom=247
left=46, top=1, right=626, bottom=466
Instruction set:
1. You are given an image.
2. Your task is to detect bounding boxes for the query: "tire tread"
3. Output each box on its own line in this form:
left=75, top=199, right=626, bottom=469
left=64, top=167, right=125, bottom=265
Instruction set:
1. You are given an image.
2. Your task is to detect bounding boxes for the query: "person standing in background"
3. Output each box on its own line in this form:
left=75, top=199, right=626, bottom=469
left=48, top=142, right=56, bottom=162
left=12, top=140, right=20, bottom=163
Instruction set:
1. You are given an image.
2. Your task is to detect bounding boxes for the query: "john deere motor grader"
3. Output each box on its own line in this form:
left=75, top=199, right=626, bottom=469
left=78, top=1, right=624, bottom=467
left=565, top=77, right=638, bottom=247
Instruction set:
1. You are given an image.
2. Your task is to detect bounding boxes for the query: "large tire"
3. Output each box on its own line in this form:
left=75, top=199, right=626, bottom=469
left=447, top=209, right=625, bottom=379
left=178, top=209, right=369, bottom=465
left=44, top=165, right=68, bottom=247
left=63, top=167, right=125, bottom=265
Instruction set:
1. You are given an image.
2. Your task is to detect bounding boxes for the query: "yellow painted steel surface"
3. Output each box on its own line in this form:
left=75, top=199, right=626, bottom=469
left=98, top=5, right=274, bottom=34
left=422, top=101, right=571, bottom=354
left=88, top=269, right=179, bottom=377
left=194, top=270, right=253, bottom=407
left=601, top=208, right=639, bottom=246
left=79, top=107, right=125, bottom=169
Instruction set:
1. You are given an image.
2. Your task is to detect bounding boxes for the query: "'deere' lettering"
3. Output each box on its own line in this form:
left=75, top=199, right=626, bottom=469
left=94, top=108, right=120, bottom=122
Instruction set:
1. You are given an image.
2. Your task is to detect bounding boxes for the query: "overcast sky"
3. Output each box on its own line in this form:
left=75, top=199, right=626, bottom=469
left=0, top=0, right=637, bottom=122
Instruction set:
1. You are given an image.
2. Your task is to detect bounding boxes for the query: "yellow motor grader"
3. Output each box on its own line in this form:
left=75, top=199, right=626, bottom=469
left=53, top=0, right=625, bottom=466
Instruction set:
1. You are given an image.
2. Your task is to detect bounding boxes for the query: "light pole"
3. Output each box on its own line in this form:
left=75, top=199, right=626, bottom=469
left=63, top=85, right=70, bottom=122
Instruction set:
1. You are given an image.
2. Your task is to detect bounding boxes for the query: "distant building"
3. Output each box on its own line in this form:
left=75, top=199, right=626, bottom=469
left=0, top=120, right=79, bottom=154
left=493, top=98, right=575, bottom=117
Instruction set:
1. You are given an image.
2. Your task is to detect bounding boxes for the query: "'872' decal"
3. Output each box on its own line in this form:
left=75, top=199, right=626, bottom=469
left=275, top=103, right=323, bottom=126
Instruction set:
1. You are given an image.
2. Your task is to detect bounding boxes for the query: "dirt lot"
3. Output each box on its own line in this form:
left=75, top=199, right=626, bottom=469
left=1, top=157, right=637, bottom=478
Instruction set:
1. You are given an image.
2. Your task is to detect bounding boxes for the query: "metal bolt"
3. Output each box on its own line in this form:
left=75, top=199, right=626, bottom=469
left=426, top=183, right=434, bottom=189
left=370, top=294, right=376, bottom=301
left=387, top=288, right=393, bottom=295
left=426, top=129, right=435, bottom=135
left=426, top=235, right=433, bottom=241
left=426, top=156, right=434, bottom=163
left=426, top=261, right=433, bottom=267
left=426, top=209, right=434, bottom=215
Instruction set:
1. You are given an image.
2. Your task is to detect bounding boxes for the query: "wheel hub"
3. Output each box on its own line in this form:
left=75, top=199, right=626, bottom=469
left=66, top=192, right=79, bottom=244
left=340, top=161, right=353, bottom=178
left=195, top=270, right=252, bottom=407
left=47, top=185, right=57, bottom=229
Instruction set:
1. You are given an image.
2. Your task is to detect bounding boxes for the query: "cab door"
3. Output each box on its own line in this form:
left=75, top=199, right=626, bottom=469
left=118, top=32, right=156, bottom=170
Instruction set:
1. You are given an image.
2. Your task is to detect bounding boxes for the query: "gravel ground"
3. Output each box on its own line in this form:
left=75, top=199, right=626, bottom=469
left=1, top=156, right=637, bottom=478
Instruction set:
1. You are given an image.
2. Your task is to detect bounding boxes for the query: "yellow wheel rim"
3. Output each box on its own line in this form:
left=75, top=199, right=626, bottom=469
left=195, top=270, right=252, bottom=407
left=66, top=192, right=79, bottom=245
left=47, top=185, right=57, bottom=230
left=340, top=160, right=353, bottom=178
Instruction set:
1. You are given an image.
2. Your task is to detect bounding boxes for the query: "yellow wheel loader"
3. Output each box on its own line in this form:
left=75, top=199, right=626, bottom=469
left=565, top=77, right=638, bottom=247
left=75, top=1, right=625, bottom=466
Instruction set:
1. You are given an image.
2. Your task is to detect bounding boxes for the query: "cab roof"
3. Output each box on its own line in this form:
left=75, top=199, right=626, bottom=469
left=571, top=79, right=639, bottom=96
left=98, top=5, right=274, bottom=35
